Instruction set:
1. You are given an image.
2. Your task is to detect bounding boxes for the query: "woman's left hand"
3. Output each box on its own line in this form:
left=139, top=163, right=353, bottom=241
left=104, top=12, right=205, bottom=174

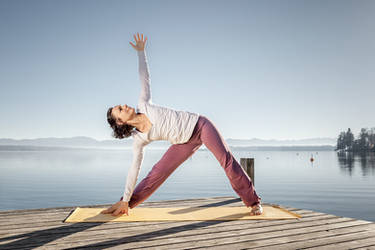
left=101, top=201, right=129, bottom=216
left=129, top=32, right=147, bottom=51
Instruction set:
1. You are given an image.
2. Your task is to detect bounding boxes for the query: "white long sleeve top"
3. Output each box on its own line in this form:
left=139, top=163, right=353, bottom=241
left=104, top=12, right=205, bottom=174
left=122, top=50, right=200, bottom=202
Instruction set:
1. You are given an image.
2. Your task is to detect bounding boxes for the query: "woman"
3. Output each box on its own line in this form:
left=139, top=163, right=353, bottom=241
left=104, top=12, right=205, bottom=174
left=101, top=33, right=263, bottom=217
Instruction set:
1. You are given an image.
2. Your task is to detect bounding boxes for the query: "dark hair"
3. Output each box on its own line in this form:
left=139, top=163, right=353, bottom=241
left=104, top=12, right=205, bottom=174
left=106, top=107, right=135, bottom=139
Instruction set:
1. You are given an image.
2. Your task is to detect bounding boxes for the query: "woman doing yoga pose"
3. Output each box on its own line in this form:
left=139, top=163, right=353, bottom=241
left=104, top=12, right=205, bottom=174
left=101, top=33, right=263, bottom=216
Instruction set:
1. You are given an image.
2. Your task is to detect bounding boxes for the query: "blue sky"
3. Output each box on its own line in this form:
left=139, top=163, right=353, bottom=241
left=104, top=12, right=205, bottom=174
left=0, top=0, right=374, bottom=141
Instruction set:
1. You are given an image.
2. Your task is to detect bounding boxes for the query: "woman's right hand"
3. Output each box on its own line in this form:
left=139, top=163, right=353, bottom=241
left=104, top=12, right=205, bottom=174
left=130, top=33, right=147, bottom=51
left=100, top=201, right=129, bottom=216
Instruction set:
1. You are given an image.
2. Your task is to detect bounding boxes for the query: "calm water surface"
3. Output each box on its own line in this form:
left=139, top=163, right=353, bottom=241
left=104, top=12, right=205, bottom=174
left=0, top=148, right=374, bottom=222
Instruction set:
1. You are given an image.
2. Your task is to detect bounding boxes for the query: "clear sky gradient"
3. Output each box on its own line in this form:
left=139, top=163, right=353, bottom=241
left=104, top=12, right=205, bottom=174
left=1, top=0, right=374, bottom=141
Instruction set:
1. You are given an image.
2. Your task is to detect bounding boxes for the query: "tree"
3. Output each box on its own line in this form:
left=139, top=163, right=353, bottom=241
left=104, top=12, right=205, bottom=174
left=358, top=128, right=369, bottom=151
left=336, top=131, right=346, bottom=150
left=345, top=128, right=354, bottom=150
left=368, top=127, right=375, bottom=151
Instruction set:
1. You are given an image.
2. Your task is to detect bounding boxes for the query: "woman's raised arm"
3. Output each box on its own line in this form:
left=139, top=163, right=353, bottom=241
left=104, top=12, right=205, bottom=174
left=130, top=33, right=151, bottom=104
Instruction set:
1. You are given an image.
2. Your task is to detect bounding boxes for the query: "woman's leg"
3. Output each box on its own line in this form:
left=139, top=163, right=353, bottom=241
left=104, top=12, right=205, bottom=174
left=198, top=116, right=261, bottom=207
left=128, top=132, right=202, bottom=209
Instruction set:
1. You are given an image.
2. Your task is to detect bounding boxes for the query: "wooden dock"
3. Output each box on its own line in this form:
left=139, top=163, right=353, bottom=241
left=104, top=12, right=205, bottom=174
left=1, top=196, right=375, bottom=249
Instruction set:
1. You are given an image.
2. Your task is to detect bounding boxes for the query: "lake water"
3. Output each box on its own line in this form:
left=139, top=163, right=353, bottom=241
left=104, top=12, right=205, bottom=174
left=0, top=148, right=374, bottom=222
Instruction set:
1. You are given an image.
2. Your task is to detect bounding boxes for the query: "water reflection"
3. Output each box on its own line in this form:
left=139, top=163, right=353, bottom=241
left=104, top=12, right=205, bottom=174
left=337, top=151, right=375, bottom=176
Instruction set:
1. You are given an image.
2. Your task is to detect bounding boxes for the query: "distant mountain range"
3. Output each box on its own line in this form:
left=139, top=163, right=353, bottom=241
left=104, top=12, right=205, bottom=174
left=0, top=136, right=147, bottom=149
left=0, top=136, right=336, bottom=151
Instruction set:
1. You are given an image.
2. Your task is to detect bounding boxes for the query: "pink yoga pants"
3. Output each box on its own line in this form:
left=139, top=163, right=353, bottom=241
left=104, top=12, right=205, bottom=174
left=121, top=115, right=262, bottom=208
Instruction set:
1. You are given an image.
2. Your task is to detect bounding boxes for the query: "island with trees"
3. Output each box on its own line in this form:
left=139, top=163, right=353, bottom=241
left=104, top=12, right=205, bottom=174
left=336, top=128, right=375, bottom=152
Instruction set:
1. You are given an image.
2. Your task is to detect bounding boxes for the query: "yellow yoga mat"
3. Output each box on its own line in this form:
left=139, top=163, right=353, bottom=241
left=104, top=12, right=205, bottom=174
left=64, top=205, right=302, bottom=223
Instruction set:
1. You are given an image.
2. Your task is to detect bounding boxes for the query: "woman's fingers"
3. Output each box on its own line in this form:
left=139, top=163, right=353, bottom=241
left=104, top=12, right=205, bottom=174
left=133, top=33, right=146, bottom=42
left=101, top=200, right=131, bottom=216
left=112, top=207, right=128, bottom=216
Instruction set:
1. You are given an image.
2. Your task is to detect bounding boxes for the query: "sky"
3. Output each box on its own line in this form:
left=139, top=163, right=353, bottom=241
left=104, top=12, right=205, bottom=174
left=0, top=0, right=374, bottom=141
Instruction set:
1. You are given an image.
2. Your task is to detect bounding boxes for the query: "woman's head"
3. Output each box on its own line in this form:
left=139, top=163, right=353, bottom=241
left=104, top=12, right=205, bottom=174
left=107, top=104, right=136, bottom=139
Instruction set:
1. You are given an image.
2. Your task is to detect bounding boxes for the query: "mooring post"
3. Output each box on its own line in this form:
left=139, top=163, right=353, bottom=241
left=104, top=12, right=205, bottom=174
left=240, top=158, right=255, bottom=186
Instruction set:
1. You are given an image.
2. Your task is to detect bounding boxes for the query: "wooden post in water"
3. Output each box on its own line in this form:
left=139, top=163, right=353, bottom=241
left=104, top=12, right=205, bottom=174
left=240, top=158, right=255, bottom=186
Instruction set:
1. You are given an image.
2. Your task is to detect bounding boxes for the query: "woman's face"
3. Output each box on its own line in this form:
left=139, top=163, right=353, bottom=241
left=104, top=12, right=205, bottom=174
left=112, top=104, right=135, bottom=125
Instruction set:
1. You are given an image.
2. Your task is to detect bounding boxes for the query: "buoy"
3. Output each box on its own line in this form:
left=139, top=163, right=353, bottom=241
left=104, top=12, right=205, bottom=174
left=310, top=154, right=314, bottom=162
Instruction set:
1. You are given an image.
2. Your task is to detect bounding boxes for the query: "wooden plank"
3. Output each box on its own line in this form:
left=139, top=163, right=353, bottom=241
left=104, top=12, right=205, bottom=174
left=352, top=245, right=375, bottom=250
left=302, top=233, right=375, bottom=249
left=197, top=222, right=375, bottom=249
left=1, top=197, right=373, bottom=250
left=116, top=220, right=374, bottom=250
left=0, top=215, right=363, bottom=249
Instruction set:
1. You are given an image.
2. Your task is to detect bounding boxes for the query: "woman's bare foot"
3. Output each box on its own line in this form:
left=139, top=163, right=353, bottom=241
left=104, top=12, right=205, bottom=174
left=250, top=203, right=263, bottom=216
